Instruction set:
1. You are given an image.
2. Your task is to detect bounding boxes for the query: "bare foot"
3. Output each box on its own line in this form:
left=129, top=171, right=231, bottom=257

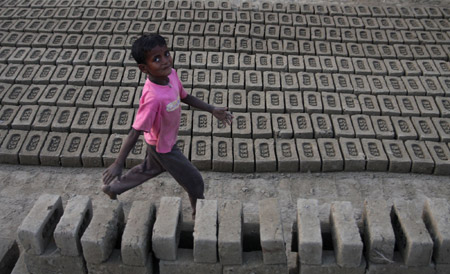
left=102, top=185, right=117, bottom=200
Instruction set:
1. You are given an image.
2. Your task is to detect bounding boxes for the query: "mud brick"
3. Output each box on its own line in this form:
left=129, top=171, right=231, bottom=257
left=11, top=105, right=38, bottom=130
left=352, top=114, right=376, bottom=138
left=284, top=91, right=303, bottom=113
left=31, top=106, right=57, bottom=131
left=397, top=95, right=419, bottom=116
left=315, top=41, right=332, bottom=56
left=393, top=44, right=412, bottom=60
left=426, top=44, right=448, bottom=60
left=113, top=87, right=135, bottom=109
left=359, top=94, right=381, bottom=115
left=432, top=117, right=450, bottom=142
left=336, top=57, right=355, bottom=74
left=39, top=48, right=62, bottom=65
left=1, top=32, right=24, bottom=47
left=204, top=36, right=220, bottom=52
left=2, top=84, right=27, bottom=105
left=372, top=115, right=395, bottom=139
left=66, top=66, right=89, bottom=86
left=307, top=15, right=322, bottom=28
left=50, top=65, right=73, bottom=85
left=280, top=26, right=296, bottom=41
left=405, top=140, right=434, bottom=173
left=332, top=74, right=352, bottom=93
left=420, top=76, right=445, bottom=97
left=296, top=139, right=322, bottom=172
left=231, top=138, right=253, bottom=172
left=77, top=34, right=96, bottom=49
left=377, top=95, right=400, bottom=116
left=303, top=91, right=322, bottom=113
left=253, top=138, right=276, bottom=172
left=321, top=92, right=342, bottom=114
left=174, top=51, right=190, bottom=69
left=13, top=32, right=35, bottom=47
left=120, top=67, right=139, bottom=87
left=189, top=51, right=206, bottom=69
left=70, top=108, right=95, bottom=133
left=191, top=110, right=211, bottom=136
left=351, top=58, right=371, bottom=76
left=271, top=113, right=292, bottom=139
left=332, top=16, right=349, bottom=29
left=286, top=55, right=303, bottom=73
left=57, top=132, right=87, bottom=167
left=382, top=139, right=411, bottom=172
left=227, top=89, right=246, bottom=112
left=102, top=67, right=124, bottom=86
left=189, top=36, right=205, bottom=51
left=391, top=116, right=418, bottom=140
left=316, top=138, right=342, bottom=171
left=331, top=42, right=348, bottom=57
left=19, top=84, right=44, bottom=106
left=89, top=49, right=108, bottom=65
left=402, top=76, right=426, bottom=95
left=18, top=130, right=47, bottom=165
left=208, top=137, right=233, bottom=171
left=50, top=107, right=75, bottom=132
left=56, top=85, right=80, bottom=107
left=435, top=61, right=450, bottom=78
left=266, top=39, right=283, bottom=55
left=410, top=45, right=430, bottom=60
left=232, top=112, right=251, bottom=138
left=339, top=94, right=360, bottom=115
left=418, top=60, right=440, bottom=76
left=266, top=91, right=284, bottom=113
left=331, top=114, right=355, bottom=138
left=378, top=45, right=396, bottom=60
left=90, top=107, right=115, bottom=134
left=103, top=134, right=127, bottom=167
left=400, top=60, right=421, bottom=76
left=298, top=40, right=314, bottom=56
left=191, top=89, right=210, bottom=109
left=268, top=55, right=286, bottom=72
left=74, top=48, right=94, bottom=65
left=39, top=131, right=67, bottom=166
left=0, top=47, right=15, bottom=63
left=23, top=48, right=45, bottom=65
left=223, top=70, right=241, bottom=89
left=347, top=43, right=364, bottom=58
left=386, top=76, right=407, bottom=95
left=356, top=29, right=373, bottom=43
left=363, top=18, right=379, bottom=30
left=310, top=113, right=333, bottom=138
left=362, top=199, right=396, bottom=265
left=73, top=86, right=98, bottom=108
left=303, top=55, right=320, bottom=73
left=177, top=68, right=192, bottom=88
left=415, top=96, right=440, bottom=117
left=8, top=47, right=30, bottom=64
left=17, top=194, right=62, bottom=257
left=246, top=91, right=264, bottom=113
left=319, top=56, right=337, bottom=74
left=254, top=54, right=271, bottom=71
left=110, top=34, right=128, bottom=49
left=16, top=65, right=40, bottom=85
left=85, top=65, right=106, bottom=86
left=79, top=133, right=109, bottom=167
left=436, top=96, right=450, bottom=117
left=361, top=138, right=388, bottom=171
left=0, top=64, right=22, bottom=84
left=339, top=137, right=365, bottom=171
left=391, top=199, right=434, bottom=267
left=0, top=129, right=28, bottom=164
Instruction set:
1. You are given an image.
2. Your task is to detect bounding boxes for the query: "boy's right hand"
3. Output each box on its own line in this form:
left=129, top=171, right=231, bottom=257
left=102, top=162, right=122, bottom=185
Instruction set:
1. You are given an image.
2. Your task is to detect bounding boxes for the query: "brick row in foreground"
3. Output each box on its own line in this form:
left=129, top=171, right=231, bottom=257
left=0, top=128, right=449, bottom=175
left=5, top=194, right=450, bottom=273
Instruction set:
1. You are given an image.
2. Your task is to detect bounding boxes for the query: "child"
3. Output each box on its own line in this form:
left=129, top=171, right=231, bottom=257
left=102, top=34, right=233, bottom=218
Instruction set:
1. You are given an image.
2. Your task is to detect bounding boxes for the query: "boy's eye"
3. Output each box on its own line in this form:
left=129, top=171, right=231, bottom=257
left=165, top=51, right=170, bottom=57
left=154, top=57, right=160, bottom=62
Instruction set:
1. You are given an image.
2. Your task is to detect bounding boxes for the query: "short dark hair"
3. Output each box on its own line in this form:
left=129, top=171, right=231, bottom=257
left=131, top=34, right=167, bottom=65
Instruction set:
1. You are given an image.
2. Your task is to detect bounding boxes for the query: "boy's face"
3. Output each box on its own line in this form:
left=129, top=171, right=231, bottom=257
left=138, top=45, right=172, bottom=78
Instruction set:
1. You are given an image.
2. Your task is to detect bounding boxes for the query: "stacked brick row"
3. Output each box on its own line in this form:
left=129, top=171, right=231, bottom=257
left=0, top=0, right=448, bottom=174
left=7, top=193, right=450, bottom=273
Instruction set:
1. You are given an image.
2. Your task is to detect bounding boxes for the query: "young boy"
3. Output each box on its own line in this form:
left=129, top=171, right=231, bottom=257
left=102, top=34, right=233, bottom=218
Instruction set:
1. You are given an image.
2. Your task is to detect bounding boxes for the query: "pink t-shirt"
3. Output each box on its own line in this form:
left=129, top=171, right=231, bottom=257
left=132, top=69, right=188, bottom=153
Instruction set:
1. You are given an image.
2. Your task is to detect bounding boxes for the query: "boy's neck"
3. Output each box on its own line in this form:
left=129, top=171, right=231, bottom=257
left=148, top=74, right=170, bottom=86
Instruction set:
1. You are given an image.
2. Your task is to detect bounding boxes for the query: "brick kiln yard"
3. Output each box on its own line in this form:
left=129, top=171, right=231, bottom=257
left=0, top=0, right=450, bottom=273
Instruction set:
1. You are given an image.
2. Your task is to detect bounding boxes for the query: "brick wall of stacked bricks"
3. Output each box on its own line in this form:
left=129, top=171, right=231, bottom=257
left=1, top=193, right=449, bottom=273
left=0, top=0, right=448, bottom=174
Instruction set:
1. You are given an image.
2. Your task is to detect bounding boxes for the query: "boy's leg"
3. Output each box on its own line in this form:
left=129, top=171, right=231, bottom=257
left=106, top=145, right=165, bottom=195
left=156, top=145, right=205, bottom=217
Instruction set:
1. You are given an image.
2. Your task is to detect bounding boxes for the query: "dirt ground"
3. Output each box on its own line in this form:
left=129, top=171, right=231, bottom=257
left=1, top=163, right=449, bottom=249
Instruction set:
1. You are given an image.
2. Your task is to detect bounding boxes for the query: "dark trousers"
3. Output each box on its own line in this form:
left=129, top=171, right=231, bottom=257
left=108, top=144, right=205, bottom=213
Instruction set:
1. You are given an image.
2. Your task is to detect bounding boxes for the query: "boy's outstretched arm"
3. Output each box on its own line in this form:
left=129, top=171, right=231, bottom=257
left=102, top=128, right=141, bottom=185
left=182, top=94, right=233, bottom=125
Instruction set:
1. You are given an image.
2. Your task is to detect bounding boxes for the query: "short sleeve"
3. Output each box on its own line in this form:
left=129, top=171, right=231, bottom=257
left=175, top=71, right=188, bottom=99
left=132, top=101, right=158, bottom=132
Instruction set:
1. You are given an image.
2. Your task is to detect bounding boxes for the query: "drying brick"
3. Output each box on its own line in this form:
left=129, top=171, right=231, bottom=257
left=339, top=138, right=365, bottom=171
left=259, top=198, right=286, bottom=264
left=254, top=138, right=276, bottom=172
left=18, top=130, right=47, bottom=165
left=361, top=138, right=388, bottom=171
left=382, top=139, right=412, bottom=172
left=317, top=138, right=343, bottom=172
left=0, top=130, right=27, bottom=164
left=233, top=138, right=254, bottom=173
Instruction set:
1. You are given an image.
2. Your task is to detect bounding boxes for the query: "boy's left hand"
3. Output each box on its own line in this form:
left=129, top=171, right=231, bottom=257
left=212, top=107, right=233, bottom=126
